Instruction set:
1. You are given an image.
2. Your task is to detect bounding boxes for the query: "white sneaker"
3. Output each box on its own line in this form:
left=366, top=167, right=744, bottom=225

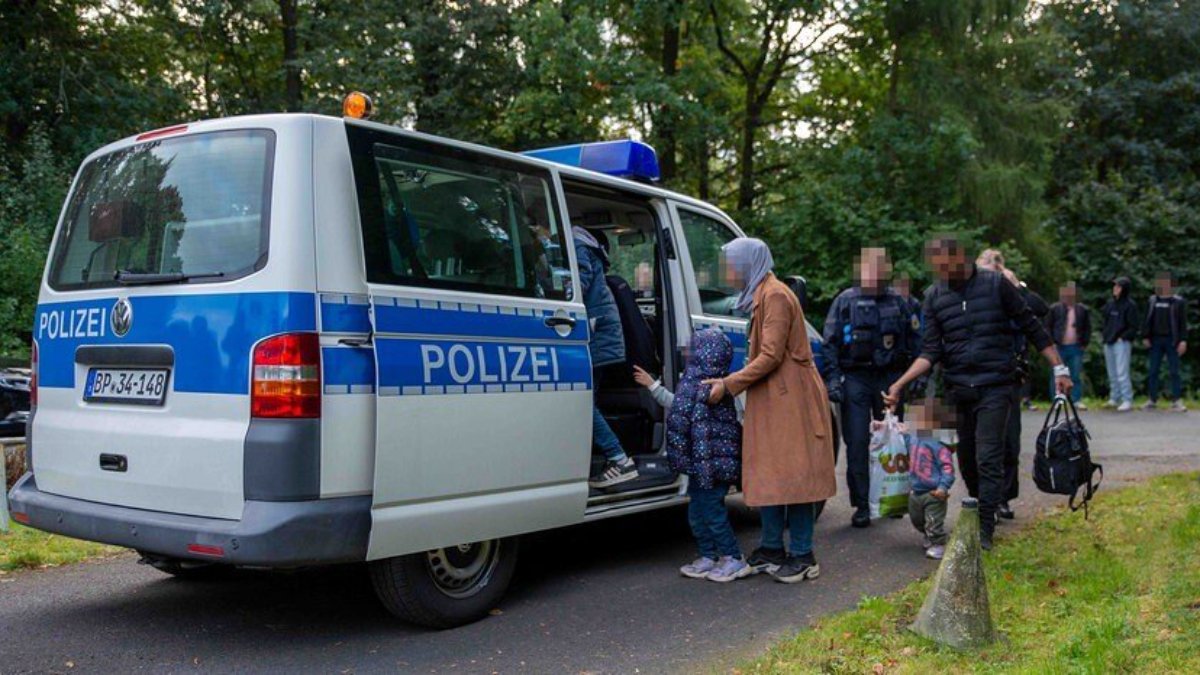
left=1171, top=400, right=1188, bottom=413
left=925, top=545, right=945, bottom=560
left=680, top=557, right=719, bottom=579
left=706, top=556, right=752, bottom=583
left=1116, top=401, right=1133, bottom=412
left=1103, top=399, right=1118, bottom=409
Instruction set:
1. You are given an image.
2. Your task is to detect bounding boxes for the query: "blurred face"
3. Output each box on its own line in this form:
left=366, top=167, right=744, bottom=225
left=1060, top=284, right=1077, bottom=305
left=894, top=276, right=911, bottom=298
left=720, top=252, right=744, bottom=288
left=1156, top=276, right=1172, bottom=296
left=925, top=241, right=969, bottom=282
left=855, top=247, right=892, bottom=292
left=1112, top=283, right=1121, bottom=299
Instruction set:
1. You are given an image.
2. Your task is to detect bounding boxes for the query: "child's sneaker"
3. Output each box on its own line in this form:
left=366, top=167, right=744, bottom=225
left=746, top=546, right=787, bottom=574
left=1171, top=399, right=1188, bottom=413
left=925, top=545, right=945, bottom=560
left=1116, top=401, right=1133, bottom=412
left=706, top=556, right=752, bottom=583
left=772, top=554, right=819, bottom=583
left=680, top=557, right=719, bottom=579
left=1141, top=400, right=1158, bottom=411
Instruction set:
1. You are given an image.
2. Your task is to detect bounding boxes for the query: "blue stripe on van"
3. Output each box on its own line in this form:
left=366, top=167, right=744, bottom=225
left=374, top=338, right=591, bottom=396
left=319, top=293, right=372, bottom=333
left=372, top=299, right=587, bottom=342
left=35, top=292, right=317, bottom=394
left=322, top=346, right=375, bottom=394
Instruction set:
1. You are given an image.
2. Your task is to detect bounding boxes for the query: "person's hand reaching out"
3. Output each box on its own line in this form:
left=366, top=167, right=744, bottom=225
left=632, top=365, right=655, bottom=389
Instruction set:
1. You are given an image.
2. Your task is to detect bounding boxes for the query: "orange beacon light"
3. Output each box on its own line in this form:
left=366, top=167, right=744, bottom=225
left=343, top=92, right=373, bottom=119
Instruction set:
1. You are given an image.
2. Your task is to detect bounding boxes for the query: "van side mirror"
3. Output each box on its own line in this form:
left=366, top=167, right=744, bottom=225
left=89, top=200, right=144, bottom=242
left=781, top=275, right=808, bottom=311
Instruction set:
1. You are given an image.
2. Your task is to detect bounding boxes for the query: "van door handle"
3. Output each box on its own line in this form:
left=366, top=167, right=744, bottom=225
left=543, top=316, right=577, bottom=329
left=100, top=453, right=128, bottom=472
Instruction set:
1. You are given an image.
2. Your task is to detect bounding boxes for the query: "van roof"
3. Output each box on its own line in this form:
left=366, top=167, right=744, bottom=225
left=84, top=113, right=740, bottom=227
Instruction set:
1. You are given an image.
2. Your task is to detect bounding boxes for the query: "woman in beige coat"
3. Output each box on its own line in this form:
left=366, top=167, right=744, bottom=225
left=706, top=238, right=836, bottom=583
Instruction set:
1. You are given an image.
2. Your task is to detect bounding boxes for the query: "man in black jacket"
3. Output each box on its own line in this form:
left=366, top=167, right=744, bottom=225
left=1142, top=272, right=1189, bottom=412
left=1102, top=276, right=1139, bottom=411
left=1045, top=282, right=1091, bottom=408
left=976, top=249, right=1048, bottom=521
left=885, top=236, right=1071, bottom=550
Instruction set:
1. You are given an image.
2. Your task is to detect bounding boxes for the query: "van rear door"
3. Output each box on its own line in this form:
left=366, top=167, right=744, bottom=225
left=32, top=120, right=315, bottom=520
left=344, top=123, right=592, bottom=558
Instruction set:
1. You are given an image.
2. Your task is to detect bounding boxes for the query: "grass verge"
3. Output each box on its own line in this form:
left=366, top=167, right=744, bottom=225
left=1, top=522, right=123, bottom=573
left=743, top=472, right=1200, bottom=674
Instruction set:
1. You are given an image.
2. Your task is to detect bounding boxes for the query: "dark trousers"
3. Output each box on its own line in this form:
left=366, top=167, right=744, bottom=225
left=1147, top=336, right=1183, bottom=401
left=841, top=369, right=903, bottom=510
left=952, top=383, right=1017, bottom=537
left=1002, top=392, right=1021, bottom=502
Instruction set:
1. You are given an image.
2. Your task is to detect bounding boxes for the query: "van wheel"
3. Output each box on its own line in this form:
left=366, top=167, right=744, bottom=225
left=369, top=537, right=518, bottom=629
left=138, top=552, right=232, bottom=580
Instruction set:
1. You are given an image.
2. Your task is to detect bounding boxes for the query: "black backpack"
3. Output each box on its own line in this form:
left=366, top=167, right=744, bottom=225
left=1034, top=396, right=1102, bottom=517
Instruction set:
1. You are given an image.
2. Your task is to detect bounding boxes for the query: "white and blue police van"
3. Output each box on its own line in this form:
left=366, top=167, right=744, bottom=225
left=8, top=97, right=833, bottom=627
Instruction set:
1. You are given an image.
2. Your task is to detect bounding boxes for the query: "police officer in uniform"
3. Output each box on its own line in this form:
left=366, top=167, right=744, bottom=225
left=823, top=248, right=921, bottom=528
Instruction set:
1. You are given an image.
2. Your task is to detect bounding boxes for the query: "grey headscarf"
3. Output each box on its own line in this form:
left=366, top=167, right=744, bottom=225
left=722, top=237, right=774, bottom=313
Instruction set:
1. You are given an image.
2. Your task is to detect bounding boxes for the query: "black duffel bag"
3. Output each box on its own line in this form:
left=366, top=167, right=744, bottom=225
left=1034, top=395, right=1102, bottom=517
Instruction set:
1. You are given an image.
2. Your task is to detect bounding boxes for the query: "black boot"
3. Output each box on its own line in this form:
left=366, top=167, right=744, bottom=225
left=851, top=507, right=871, bottom=528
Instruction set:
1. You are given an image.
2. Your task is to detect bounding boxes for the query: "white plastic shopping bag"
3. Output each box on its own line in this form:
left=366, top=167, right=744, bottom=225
left=868, top=411, right=911, bottom=518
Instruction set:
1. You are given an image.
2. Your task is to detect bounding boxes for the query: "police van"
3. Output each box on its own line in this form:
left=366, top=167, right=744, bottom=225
left=9, top=96, right=833, bottom=628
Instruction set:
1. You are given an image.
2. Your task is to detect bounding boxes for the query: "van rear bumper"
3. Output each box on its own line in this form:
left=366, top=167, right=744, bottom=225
left=7, top=474, right=370, bottom=567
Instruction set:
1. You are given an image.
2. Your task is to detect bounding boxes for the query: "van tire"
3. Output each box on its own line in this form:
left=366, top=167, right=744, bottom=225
left=369, top=537, right=518, bottom=629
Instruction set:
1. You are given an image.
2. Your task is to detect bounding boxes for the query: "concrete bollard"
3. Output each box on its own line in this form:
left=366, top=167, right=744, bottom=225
left=910, top=497, right=999, bottom=648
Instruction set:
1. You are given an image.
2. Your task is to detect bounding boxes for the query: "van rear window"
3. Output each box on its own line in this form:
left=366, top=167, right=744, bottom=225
left=48, top=130, right=274, bottom=290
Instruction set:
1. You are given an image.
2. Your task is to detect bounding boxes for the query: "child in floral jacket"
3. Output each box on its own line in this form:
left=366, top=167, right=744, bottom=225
left=634, top=329, right=745, bottom=582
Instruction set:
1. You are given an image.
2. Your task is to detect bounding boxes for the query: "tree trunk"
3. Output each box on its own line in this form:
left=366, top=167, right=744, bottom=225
left=737, top=86, right=760, bottom=213
left=656, top=0, right=683, bottom=183
left=279, top=0, right=301, bottom=112
left=695, top=136, right=711, bottom=201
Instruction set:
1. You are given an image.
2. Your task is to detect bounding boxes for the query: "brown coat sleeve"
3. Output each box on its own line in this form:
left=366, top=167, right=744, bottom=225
left=723, top=288, right=793, bottom=397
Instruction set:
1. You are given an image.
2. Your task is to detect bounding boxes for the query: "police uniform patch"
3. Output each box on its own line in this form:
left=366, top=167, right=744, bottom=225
left=883, top=334, right=895, bottom=350
left=911, top=315, right=921, bottom=331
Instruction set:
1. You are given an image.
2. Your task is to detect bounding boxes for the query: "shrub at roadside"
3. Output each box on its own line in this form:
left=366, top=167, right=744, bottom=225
left=744, top=473, right=1200, bottom=673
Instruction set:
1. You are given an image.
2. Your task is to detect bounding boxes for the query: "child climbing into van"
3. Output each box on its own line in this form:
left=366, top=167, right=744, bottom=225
left=905, top=400, right=956, bottom=560
left=633, top=329, right=745, bottom=582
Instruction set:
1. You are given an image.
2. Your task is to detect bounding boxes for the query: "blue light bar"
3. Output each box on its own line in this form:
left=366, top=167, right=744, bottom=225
left=523, top=140, right=661, bottom=182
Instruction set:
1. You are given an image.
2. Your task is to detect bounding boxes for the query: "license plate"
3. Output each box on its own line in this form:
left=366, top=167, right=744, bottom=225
left=85, top=368, right=170, bottom=405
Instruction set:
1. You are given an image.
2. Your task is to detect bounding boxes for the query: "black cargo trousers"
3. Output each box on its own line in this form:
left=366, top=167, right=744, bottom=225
left=951, top=383, right=1019, bottom=538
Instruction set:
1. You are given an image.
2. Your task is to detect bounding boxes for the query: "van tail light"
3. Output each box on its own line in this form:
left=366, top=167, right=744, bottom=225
left=251, top=333, right=321, bottom=418
left=30, top=340, right=38, bottom=409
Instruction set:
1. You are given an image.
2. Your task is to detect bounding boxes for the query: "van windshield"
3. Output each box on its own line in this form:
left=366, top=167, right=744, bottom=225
left=48, top=130, right=274, bottom=290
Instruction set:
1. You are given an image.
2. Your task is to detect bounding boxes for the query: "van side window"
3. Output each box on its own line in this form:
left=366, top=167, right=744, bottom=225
left=348, top=127, right=570, bottom=300
left=678, top=209, right=740, bottom=316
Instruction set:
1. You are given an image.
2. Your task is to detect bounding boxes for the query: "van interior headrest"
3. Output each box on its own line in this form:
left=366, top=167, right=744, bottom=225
left=89, top=200, right=145, bottom=242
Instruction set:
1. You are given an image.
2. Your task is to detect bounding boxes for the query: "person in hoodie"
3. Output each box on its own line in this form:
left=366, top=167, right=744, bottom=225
left=658, top=329, right=747, bottom=583
left=573, top=226, right=639, bottom=488
left=1102, top=277, right=1140, bottom=411
left=1142, top=272, right=1189, bottom=412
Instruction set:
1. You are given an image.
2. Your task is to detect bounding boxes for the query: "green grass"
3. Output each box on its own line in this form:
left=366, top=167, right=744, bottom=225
left=742, top=473, right=1200, bottom=674
left=0, top=522, right=123, bottom=572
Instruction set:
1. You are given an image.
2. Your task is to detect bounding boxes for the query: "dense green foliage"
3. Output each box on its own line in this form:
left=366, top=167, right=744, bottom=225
left=0, top=0, right=1195, bottom=394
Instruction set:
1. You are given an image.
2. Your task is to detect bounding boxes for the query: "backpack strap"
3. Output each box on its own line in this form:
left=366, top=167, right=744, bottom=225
left=1068, top=462, right=1104, bottom=519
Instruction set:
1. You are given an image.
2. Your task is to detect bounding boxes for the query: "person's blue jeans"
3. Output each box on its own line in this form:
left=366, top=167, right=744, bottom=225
left=1148, top=336, right=1183, bottom=401
left=1051, top=343, right=1084, bottom=403
left=1103, top=339, right=1133, bottom=404
left=687, top=483, right=740, bottom=559
left=592, top=406, right=627, bottom=462
left=759, top=503, right=815, bottom=557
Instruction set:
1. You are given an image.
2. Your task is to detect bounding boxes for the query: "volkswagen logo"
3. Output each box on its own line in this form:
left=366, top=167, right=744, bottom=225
left=111, top=298, right=133, bottom=337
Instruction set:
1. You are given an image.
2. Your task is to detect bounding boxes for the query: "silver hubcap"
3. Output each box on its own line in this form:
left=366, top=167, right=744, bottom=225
left=425, top=540, right=500, bottom=599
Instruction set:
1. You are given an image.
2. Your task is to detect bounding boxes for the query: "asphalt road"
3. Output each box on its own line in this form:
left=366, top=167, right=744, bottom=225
left=3, top=410, right=1198, bottom=674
